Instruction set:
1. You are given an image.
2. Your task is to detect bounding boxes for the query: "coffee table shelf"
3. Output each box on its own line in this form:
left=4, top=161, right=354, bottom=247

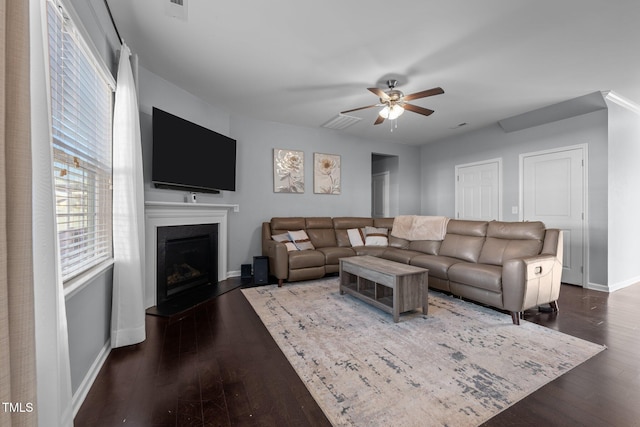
left=339, top=256, right=428, bottom=322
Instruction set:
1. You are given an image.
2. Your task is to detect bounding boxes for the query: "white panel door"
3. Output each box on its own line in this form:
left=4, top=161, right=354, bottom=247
left=522, top=147, right=585, bottom=285
left=455, top=159, right=501, bottom=220
left=372, top=172, right=389, bottom=218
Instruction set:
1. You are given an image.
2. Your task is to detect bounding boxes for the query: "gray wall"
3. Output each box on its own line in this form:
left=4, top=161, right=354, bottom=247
left=419, top=109, right=609, bottom=288
left=65, top=267, right=113, bottom=393
left=138, top=67, right=422, bottom=273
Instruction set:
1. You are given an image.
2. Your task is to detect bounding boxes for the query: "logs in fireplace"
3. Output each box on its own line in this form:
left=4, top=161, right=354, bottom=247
left=156, top=223, right=218, bottom=308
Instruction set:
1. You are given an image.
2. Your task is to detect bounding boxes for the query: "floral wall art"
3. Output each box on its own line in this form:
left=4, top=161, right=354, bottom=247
left=314, top=153, right=341, bottom=194
left=273, top=148, right=304, bottom=193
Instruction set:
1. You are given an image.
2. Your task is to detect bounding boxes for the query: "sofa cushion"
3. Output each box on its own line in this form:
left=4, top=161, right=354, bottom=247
left=288, top=250, right=325, bottom=269
left=380, top=248, right=423, bottom=264
left=271, top=217, right=305, bottom=235
left=446, top=219, right=488, bottom=236
left=439, top=234, right=485, bottom=263
left=307, top=228, right=337, bottom=248
left=353, top=246, right=387, bottom=257
left=288, top=230, right=315, bottom=250
left=410, top=255, right=461, bottom=280
left=333, top=217, right=374, bottom=229
left=317, top=247, right=356, bottom=265
left=374, top=217, right=395, bottom=229
left=306, top=217, right=334, bottom=229
left=438, top=220, right=488, bottom=263
left=389, top=235, right=410, bottom=249
left=479, top=238, right=544, bottom=266
left=333, top=217, right=374, bottom=247
left=364, top=226, right=388, bottom=246
left=487, top=220, right=546, bottom=240
left=448, top=263, right=502, bottom=293
left=271, top=233, right=297, bottom=251
left=408, top=240, right=440, bottom=255
left=478, top=221, right=545, bottom=266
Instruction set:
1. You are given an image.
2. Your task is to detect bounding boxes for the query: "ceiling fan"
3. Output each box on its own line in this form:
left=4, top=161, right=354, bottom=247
left=341, top=80, right=444, bottom=125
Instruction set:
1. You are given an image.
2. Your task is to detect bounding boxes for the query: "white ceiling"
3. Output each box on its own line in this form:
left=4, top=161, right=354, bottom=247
left=107, top=0, right=640, bottom=145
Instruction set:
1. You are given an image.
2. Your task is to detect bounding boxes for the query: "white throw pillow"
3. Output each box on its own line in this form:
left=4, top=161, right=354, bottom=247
left=288, top=230, right=315, bottom=251
left=347, top=228, right=366, bottom=247
left=364, top=226, right=388, bottom=246
left=272, top=233, right=298, bottom=251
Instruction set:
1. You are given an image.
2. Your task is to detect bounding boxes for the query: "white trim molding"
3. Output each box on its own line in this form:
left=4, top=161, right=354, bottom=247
left=603, top=90, right=640, bottom=115
left=71, top=340, right=111, bottom=417
left=144, top=201, right=234, bottom=308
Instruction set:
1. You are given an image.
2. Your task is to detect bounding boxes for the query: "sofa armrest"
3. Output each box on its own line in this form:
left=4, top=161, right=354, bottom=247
left=502, top=254, right=563, bottom=313
left=262, top=239, right=289, bottom=280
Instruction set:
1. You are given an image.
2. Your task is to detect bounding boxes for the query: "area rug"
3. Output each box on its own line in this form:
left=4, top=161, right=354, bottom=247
left=242, top=278, right=606, bottom=426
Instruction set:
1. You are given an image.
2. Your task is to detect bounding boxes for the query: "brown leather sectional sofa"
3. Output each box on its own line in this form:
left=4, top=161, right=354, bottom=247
left=261, top=216, right=563, bottom=324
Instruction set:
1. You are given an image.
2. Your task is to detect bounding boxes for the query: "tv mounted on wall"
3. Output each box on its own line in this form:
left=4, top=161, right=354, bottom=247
left=152, top=107, right=236, bottom=193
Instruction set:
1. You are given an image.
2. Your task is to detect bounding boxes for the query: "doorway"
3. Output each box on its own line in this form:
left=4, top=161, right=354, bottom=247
left=371, top=154, right=398, bottom=218
left=520, top=145, right=586, bottom=286
left=372, top=172, right=389, bottom=218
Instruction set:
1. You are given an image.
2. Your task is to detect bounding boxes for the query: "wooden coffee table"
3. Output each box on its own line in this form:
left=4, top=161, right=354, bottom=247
left=339, top=255, right=428, bottom=322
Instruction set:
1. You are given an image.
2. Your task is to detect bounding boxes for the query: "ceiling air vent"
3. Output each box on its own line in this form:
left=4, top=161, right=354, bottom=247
left=165, top=0, right=187, bottom=20
left=322, top=113, right=362, bottom=130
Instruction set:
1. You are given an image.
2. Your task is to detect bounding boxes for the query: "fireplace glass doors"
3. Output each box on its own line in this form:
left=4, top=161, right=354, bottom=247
left=157, top=223, right=218, bottom=306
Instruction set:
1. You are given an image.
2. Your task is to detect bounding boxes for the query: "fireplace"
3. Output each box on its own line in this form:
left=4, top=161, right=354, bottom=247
left=157, top=223, right=218, bottom=306
left=144, top=201, right=233, bottom=310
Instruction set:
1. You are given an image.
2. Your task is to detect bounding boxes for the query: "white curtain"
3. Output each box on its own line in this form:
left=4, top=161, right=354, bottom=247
left=111, top=43, right=146, bottom=348
left=30, top=0, right=74, bottom=425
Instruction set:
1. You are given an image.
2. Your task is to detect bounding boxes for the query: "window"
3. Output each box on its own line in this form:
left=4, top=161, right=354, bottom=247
left=46, top=0, right=114, bottom=282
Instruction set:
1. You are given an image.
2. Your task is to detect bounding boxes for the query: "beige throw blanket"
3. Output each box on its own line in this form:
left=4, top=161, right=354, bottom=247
left=391, top=215, right=449, bottom=241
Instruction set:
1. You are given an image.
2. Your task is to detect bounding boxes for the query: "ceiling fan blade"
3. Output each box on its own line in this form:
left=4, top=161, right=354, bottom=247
left=404, top=103, right=435, bottom=116
left=403, top=87, right=444, bottom=101
left=340, top=104, right=378, bottom=114
left=374, top=115, right=385, bottom=125
left=368, top=87, right=390, bottom=100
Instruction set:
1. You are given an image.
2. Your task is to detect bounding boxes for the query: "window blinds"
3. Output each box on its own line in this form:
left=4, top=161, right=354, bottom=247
left=47, top=0, right=114, bottom=282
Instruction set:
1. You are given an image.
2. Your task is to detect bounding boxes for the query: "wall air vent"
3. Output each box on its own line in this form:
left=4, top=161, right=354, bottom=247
left=165, top=0, right=187, bottom=21
left=322, top=113, right=362, bottom=130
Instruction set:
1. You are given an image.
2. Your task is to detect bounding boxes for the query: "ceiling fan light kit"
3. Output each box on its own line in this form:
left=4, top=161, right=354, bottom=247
left=379, top=104, right=404, bottom=120
left=341, top=79, right=444, bottom=129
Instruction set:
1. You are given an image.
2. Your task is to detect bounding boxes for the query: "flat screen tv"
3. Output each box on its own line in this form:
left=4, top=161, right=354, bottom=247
left=152, top=107, right=236, bottom=193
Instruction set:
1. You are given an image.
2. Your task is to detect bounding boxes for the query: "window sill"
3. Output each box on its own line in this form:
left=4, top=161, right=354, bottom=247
left=64, top=259, right=115, bottom=301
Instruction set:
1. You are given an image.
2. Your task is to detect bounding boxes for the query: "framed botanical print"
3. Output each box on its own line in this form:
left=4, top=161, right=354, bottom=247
left=314, top=153, right=341, bottom=194
left=273, top=148, right=304, bottom=193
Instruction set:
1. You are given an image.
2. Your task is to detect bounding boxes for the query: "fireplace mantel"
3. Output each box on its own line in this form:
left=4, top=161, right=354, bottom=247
left=144, top=201, right=237, bottom=308
left=144, top=201, right=240, bottom=212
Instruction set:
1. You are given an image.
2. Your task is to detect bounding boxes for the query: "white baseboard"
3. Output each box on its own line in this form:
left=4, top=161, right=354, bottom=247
left=585, top=282, right=609, bottom=292
left=72, top=339, right=111, bottom=417
left=607, top=275, right=640, bottom=293
left=586, top=276, right=640, bottom=293
left=227, top=270, right=241, bottom=278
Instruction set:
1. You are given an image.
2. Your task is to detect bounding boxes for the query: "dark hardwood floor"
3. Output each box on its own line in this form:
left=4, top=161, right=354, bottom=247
left=75, top=280, right=640, bottom=426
